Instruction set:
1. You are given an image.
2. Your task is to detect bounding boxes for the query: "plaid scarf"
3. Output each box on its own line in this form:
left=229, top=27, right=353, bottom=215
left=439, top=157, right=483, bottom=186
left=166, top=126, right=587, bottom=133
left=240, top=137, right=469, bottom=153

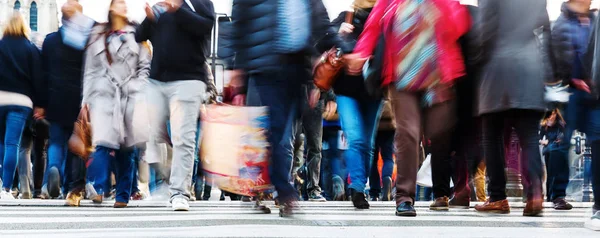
left=392, top=0, right=441, bottom=94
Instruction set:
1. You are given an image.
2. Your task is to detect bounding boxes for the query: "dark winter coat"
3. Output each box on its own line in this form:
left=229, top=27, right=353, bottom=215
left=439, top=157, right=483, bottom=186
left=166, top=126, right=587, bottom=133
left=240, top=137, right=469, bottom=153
left=0, top=36, right=45, bottom=107
left=41, top=30, right=85, bottom=127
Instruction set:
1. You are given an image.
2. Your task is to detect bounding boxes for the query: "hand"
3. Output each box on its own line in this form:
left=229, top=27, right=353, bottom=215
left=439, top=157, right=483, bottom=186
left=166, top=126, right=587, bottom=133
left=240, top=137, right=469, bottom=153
left=322, top=101, right=337, bottom=121
left=33, top=107, right=46, bottom=120
left=162, top=0, right=183, bottom=13
left=308, top=88, right=321, bottom=109
left=232, top=94, right=246, bottom=106
left=343, top=54, right=369, bottom=76
left=61, top=0, right=83, bottom=20
left=539, top=139, right=549, bottom=146
left=572, top=78, right=591, bottom=94
left=339, top=23, right=355, bottom=35
left=145, top=3, right=156, bottom=21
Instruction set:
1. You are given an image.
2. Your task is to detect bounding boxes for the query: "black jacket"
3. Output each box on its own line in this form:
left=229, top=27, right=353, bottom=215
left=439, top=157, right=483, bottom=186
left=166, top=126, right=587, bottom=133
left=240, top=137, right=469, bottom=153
left=231, top=0, right=349, bottom=74
left=0, top=36, right=44, bottom=107
left=41, top=30, right=85, bottom=127
left=552, top=3, right=595, bottom=86
left=136, top=0, right=215, bottom=82
left=331, top=8, right=373, bottom=99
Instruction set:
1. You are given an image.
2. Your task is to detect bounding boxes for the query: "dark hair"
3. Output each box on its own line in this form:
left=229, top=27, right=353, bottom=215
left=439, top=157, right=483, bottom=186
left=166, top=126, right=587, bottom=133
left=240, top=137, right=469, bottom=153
left=104, top=0, right=133, bottom=64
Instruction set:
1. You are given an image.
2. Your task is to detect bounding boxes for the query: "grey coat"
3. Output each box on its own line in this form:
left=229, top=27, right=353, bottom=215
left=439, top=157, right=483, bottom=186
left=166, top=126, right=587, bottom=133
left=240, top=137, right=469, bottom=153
left=475, top=0, right=552, bottom=115
left=82, top=25, right=151, bottom=149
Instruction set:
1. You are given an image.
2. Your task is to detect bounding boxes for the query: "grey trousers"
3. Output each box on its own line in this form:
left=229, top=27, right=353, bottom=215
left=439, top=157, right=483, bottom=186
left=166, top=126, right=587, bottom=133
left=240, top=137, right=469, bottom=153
left=144, top=78, right=207, bottom=200
left=293, top=99, right=324, bottom=195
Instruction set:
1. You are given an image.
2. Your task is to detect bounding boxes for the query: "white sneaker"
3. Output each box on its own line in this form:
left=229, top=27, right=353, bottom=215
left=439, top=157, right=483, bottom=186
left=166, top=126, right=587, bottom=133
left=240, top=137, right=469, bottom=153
left=585, top=211, right=600, bottom=231
left=0, top=190, right=15, bottom=200
left=171, top=197, right=189, bottom=211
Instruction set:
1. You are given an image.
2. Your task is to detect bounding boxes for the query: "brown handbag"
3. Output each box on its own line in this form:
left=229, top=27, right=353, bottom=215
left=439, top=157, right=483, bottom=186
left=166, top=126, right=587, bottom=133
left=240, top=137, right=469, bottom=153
left=68, top=104, right=94, bottom=160
left=312, top=11, right=355, bottom=91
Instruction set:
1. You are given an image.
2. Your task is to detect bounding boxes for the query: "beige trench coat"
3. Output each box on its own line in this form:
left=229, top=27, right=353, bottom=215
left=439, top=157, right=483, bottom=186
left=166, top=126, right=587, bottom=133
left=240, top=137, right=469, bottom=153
left=82, top=24, right=151, bottom=149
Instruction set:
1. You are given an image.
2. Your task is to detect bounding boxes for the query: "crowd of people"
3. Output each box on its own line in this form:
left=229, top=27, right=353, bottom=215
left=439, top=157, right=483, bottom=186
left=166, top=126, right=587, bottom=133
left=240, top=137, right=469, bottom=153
left=0, top=0, right=598, bottom=230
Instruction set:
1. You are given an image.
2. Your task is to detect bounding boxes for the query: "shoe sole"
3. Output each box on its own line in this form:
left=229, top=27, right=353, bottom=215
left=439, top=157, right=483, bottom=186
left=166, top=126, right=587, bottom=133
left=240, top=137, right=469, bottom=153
left=476, top=209, right=510, bottom=214
left=430, top=206, right=449, bottom=211
left=395, top=211, right=417, bottom=217
left=173, top=207, right=189, bottom=211
left=554, top=207, right=573, bottom=210
left=309, top=199, right=327, bottom=202
left=584, top=221, right=600, bottom=231
left=47, top=167, right=61, bottom=198
left=523, top=211, right=543, bottom=217
left=449, top=205, right=470, bottom=209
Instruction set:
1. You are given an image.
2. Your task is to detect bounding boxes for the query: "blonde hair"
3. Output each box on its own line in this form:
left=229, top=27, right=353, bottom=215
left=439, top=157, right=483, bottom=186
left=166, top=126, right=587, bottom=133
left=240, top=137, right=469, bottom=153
left=3, top=12, right=30, bottom=38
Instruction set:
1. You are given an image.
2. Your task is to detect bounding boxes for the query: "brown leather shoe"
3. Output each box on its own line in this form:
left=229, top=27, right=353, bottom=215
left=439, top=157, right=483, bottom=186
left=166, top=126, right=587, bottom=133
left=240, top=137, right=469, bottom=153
left=91, top=195, right=103, bottom=204
left=113, top=201, right=128, bottom=208
left=523, top=199, right=544, bottom=217
left=430, top=196, right=449, bottom=211
left=553, top=198, right=573, bottom=210
left=449, top=196, right=470, bottom=209
left=475, top=199, right=510, bottom=214
left=65, top=190, right=83, bottom=207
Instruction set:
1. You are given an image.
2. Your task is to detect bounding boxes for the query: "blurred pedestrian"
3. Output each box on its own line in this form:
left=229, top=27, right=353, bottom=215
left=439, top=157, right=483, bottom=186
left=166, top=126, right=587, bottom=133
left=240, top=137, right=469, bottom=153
left=348, top=0, right=471, bottom=216
left=0, top=12, right=45, bottom=199
left=136, top=0, right=215, bottom=211
left=40, top=0, right=93, bottom=201
left=369, top=100, right=395, bottom=202
left=473, top=0, right=552, bottom=217
left=83, top=0, right=151, bottom=208
left=230, top=0, right=349, bottom=216
left=331, top=0, right=383, bottom=209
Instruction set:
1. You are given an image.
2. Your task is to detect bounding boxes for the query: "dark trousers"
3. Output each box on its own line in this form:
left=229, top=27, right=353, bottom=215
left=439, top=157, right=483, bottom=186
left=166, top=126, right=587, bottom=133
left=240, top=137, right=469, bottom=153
left=31, top=120, right=49, bottom=194
left=299, top=98, right=324, bottom=195
left=320, top=126, right=346, bottom=200
left=369, top=130, right=395, bottom=197
left=246, top=64, right=306, bottom=203
left=481, top=109, right=544, bottom=202
left=389, top=88, right=456, bottom=204
left=545, top=147, right=569, bottom=200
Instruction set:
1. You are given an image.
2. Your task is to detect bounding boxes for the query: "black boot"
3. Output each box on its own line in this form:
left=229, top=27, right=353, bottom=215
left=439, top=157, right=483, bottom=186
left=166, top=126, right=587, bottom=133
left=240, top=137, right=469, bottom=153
left=351, top=189, right=370, bottom=209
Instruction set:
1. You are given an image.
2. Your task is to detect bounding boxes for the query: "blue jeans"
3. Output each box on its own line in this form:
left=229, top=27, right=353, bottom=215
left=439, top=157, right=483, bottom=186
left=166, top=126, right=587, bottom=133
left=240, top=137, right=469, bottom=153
left=0, top=106, right=32, bottom=190
left=369, top=130, right=395, bottom=197
left=246, top=64, right=305, bottom=203
left=43, top=124, right=73, bottom=188
left=320, top=126, right=346, bottom=200
left=87, top=146, right=136, bottom=203
left=336, top=95, right=383, bottom=193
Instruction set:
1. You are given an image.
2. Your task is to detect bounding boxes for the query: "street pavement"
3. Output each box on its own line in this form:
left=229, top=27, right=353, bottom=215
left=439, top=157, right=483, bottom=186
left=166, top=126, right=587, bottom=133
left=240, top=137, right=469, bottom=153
left=0, top=200, right=597, bottom=237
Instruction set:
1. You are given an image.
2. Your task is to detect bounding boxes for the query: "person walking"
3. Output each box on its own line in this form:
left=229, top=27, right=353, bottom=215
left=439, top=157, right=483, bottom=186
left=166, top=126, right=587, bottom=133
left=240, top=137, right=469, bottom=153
left=230, top=0, right=348, bottom=216
left=472, top=0, right=552, bottom=217
left=551, top=0, right=593, bottom=211
left=331, top=0, right=383, bottom=209
left=40, top=0, right=94, bottom=201
left=136, top=0, right=215, bottom=211
left=83, top=0, right=151, bottom=208
left=369, top=100, right=395, bottom=202
left=347, top=0, right=470, bottom=216
left=0, top=12, right=45, bottom=199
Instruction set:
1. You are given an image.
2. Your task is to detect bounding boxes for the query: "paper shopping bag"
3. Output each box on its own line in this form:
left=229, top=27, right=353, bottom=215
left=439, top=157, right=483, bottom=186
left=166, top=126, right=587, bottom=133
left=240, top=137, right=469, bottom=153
left=200, top=105, right=272, bottom=196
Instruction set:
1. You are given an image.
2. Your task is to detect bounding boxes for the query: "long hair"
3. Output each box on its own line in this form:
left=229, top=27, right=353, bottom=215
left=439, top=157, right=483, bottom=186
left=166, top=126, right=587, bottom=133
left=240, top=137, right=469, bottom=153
left=541, top=108, right=566, bottom=128
left=104, top=0, right=133, bottom=64
left=3, top=12, right=30, bottom=38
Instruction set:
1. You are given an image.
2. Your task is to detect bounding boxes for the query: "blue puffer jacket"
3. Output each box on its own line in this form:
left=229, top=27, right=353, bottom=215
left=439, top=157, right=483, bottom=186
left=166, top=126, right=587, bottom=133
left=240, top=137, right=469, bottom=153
left=551, top=3, right=595, bottom=85
left=231, top=0, right=350, bottom=74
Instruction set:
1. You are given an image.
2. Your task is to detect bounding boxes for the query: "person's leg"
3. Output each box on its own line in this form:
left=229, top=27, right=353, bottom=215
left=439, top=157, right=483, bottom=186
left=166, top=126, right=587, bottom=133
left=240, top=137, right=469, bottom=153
left=369, top=142, right=381, bottom=200
left=32, top=119, right=49, bottom=197
left=166, top=80, right=206, bottom=203
left=480, top=112, right=507, bottom=202
left=18, top=120, right=33, bottom=198
left=591, top=140, right=600, bottom=212
left=2, top=107, right=32, bottom=192
left=389, top=89, right=421, bottom=215
left=44, top=123, right=70, bottom=197
left=514, top=111, right=545, bottom=202
left=144, top=79, right=170, bottom=181
left=86, top=146, right=114, bottom=201
left=379, top=130, right=395, bottom=201
left=304, top=99, right=324, bottom=200
left=320, top=127, right=334, bottom=200
left=114, top=147, right=136, bottom=205
left=246, top=67, right=302, bottom=211
left=337, top=96, right=369, bottom=193
left=474, top=161, right=487, bottom=202
left=291, top=130, right=305, bottom=184
left=547, top=148, right=569, bottom=200
left=426, top=100, right=456, bottom=201
left=361, top=98, right=384, bottom=197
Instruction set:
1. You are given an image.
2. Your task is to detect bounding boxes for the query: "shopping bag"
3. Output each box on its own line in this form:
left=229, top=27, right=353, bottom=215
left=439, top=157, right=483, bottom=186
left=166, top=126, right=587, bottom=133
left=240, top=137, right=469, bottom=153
left=416, top=154, right=453, bottom=188
left=200, top=105, right=272, bottom=196
left=416, top=154, right=433, bottom=187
